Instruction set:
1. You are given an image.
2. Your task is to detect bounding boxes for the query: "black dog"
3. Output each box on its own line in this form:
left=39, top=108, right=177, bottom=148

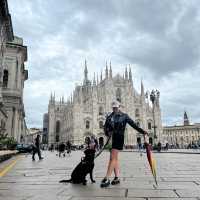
left=59, top=148, right=96, bottom=185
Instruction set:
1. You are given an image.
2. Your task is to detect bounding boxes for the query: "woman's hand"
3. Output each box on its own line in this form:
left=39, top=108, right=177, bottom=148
left=143, top=131, right=149, bottom=136
left=143, top=131, right=148, bottom=143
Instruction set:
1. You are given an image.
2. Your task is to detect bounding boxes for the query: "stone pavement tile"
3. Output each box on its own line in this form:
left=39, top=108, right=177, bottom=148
left=0, top=188, right=66, bottom=199
left=0, top=156, right=20, bottom=171
left=128, top=189, right=178, bottom=198
left=162, top=177, right=199, bottom=182
left=59, top=184, right=126, bottom=197
left=125, top=177, right=162, bottom=182
left=176, top=189, right=200, bottom=198
left=0, top=182, right=62, bottom=190
left=2, top=151, right=200, bottom=200
left=71, top=197, right=145, bottom=200
left=93, top=178, right=154, bottom=189
left=149, top=198, right=197, bottom=200
left=153, top=181, right=199, bottom=189
left=176, top=170, right=200, bottom=175
left=28, top=193, right=72, bottom=200
left=110, top=182, right=154, bottom=189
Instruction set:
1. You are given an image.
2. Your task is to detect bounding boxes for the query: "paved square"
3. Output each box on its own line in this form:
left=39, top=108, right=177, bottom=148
left=0, top=150, right=200, bottom=199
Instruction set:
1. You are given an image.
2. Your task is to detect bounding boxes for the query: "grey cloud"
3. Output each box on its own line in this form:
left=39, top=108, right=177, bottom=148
left=7, top=0, right=200, bottom=127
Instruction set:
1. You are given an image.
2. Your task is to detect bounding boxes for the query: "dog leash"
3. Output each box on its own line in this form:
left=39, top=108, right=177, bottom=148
left=94, top=135, right=111, bottom=159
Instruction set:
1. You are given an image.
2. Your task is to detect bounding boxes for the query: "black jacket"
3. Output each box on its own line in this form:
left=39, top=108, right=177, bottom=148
left=104, top=111, right=146, bottom=137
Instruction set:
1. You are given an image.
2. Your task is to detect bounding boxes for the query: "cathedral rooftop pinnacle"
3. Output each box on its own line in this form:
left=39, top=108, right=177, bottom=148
left=83, top=60, right=92, bottom=86
left=97, top=73, right=99, bottom=84
left=105, top=61, right=108, bottom=79
left=84, top=59, right=88, bottom=80
left=62, top=96, right=64, bottom=103
left=50, top=92, right=53, bottom=102
left=141, top=79, right=144, bottom=96
left=129, top=65, right=132, bottom=82
left=100, top=70, right=103, bottom=81
left=125, top=66, right=128, bottom=80
left=93, top=72, right=96, bottom=85
left=109, top=61, right=112, bottom=78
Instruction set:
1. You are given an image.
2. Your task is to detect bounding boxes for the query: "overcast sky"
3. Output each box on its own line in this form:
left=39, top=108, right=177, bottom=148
left=8, top=0, right=200, bottom=128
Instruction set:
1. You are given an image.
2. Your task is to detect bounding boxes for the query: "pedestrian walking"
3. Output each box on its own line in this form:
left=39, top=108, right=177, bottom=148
left=58, top=142, right=66, bottom=157
left=100, top=100, right=148, bottom=187
left=32, top=134, right=43, bottom=161
left=66, top=140, right=72, bottom=155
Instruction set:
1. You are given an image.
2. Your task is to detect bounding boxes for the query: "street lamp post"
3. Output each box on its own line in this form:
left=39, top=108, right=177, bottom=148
left=150, top=90, right=159, bottom=145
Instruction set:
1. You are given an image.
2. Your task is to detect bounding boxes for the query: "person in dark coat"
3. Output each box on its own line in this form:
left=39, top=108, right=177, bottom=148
left=59, top=142, right=66, bottom=157
left=32, top=134, right=43, bottom=161
left=100, top=100, right=148, bottom=187
left=66, top=140, right=72, bottom=154
left=157, top=141, right=162, bottom=152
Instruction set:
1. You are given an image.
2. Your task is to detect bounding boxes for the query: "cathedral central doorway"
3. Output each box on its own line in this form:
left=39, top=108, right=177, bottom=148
left=137, top=137, right=141, bottom=144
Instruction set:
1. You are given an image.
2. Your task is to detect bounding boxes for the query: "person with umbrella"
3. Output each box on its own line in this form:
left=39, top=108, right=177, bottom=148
left=100, top=100, right=148, bottom=188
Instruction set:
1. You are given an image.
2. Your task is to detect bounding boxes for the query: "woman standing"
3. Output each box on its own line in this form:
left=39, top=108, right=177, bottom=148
left=100, top=100, right=148, bottom=187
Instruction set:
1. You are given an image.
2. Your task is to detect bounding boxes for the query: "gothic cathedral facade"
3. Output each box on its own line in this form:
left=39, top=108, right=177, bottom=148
left=47, top=61, right=162, bottom=146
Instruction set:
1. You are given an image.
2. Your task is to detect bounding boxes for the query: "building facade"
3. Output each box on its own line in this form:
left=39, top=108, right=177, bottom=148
left=48, top=62, right=162, bottom=146
left=0, top=0, right=14, bottom=135
left=0, top=0, right=28, bottom=143
left=42, top=113, right=48, bottom=144
left=25, top=128, right=42, bottom=144
left=163, top=112, right=200, bottom=148
left=2, top=36, right=28, bottom=143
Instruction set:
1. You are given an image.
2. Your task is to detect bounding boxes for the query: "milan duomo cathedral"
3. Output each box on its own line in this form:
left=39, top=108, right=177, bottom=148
left=48, top=61, right=162, bottom=146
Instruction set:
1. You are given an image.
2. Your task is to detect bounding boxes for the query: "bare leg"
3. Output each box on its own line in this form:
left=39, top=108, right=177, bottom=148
left=105, top=149, right=119, bottom=178
left=114, top=159, right=120, bottom=177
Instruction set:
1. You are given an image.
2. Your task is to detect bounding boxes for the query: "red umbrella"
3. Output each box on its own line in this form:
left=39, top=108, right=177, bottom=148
left=144, top=135, right=158, bottom=186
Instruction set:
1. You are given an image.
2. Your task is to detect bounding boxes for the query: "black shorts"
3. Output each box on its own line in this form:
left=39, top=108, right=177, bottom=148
left=112, top=134, right=124, bottom=150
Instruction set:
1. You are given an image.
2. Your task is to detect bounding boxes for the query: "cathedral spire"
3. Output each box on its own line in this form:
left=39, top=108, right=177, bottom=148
left=97, top=73, right=99, bottom=84
left=93, top=72, right=96, bottom=86
left=105, top=61, right=108, bottom=79
left=129, top=65, right=132, bottom=82
left=109, top=61, right=112, bottom=79
left=100, top=70, right=103, bottom=81
left=141, top=79, right=144, bottom=96
left=125, top=66, right=128, bottom=80
left=184, top=111, right=190, bottom=126
left=53, top=92, right=55, bottom=103
left=62, top=96, right=64, bottom=103
left=71, top=93, right=73, bottom=104
left=84, top=59, right=88, bottom=84
left=50, top=92, right=53, bottom=103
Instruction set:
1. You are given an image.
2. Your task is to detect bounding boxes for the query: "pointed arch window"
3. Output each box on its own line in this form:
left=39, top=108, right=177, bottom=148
left=3, top=70, right=8, bottom=88
left=148, top=122, right=152, bottom=130
left=56, top=121, right=60, bottom=133
left=135, top=108, right=140, bottom=118
left=86, top=120, right=90, bottom=129
left=99, top=106, right=103, bottom=115
left=99, top=121, right=104, bottom=129
left=116, top=88, right=122, bottom=102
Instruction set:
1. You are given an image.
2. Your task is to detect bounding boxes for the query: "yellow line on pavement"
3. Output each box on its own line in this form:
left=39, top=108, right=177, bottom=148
left=0, top=156, right=21, bottom=177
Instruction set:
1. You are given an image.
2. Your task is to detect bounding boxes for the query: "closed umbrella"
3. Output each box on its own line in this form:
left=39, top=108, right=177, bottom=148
left=144, top=135, right=158, bottom=186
